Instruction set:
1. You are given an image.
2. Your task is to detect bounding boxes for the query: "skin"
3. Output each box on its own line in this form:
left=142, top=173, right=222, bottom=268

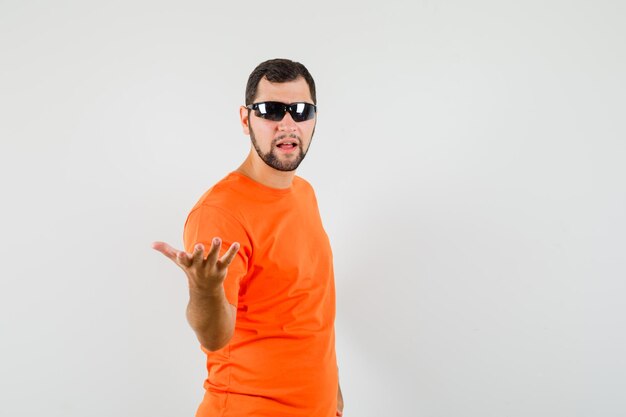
left=151, top=238, right=239, bottom=352
left=152, top=76, right=343, bottom=415
left=236, top=76, right=316, bottom=188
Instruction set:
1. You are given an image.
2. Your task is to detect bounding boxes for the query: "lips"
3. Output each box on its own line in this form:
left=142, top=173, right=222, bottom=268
left=275, top=136, right=299, bottom=153
left=276, top=142, right=298, bottom=153
left=275, top=139, right=299, bottom=147
left=277, top=143, right=297, bottom=149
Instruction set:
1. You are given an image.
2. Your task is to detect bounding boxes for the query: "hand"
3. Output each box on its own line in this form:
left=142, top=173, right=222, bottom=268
left=336, top=383, right=344, bottom=416
left=152, top=238, right=240, bottom=294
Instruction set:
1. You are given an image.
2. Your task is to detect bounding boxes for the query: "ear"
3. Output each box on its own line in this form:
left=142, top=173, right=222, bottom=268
left=239, top=106, right=250, bottom=135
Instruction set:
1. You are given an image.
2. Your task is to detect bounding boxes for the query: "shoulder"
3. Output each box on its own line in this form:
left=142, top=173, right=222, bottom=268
left=184, top=174, right=249, bottom=237
left=184, top=174, right=252, bottom=237
left=189, top=172, right=247, bottom=214
left=294, top=175, right=316, bottom=193
left=293, top=175, right=320, bottom=207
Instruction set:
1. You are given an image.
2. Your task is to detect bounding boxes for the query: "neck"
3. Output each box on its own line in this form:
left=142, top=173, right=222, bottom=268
left=236, top=149, right=296, bottom=189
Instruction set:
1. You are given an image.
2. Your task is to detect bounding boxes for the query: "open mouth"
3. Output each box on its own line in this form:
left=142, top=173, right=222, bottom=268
left=276, top=142, right=298, bottom=152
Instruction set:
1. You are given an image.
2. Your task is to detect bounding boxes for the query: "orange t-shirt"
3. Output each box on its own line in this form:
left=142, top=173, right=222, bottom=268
left=183, top=171, right=338, bottom=417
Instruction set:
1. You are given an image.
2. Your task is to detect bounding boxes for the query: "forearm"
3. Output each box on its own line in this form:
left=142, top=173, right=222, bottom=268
left=186, top=286, right=234, bottom=351
left=337, top=381, right=344, bottom=411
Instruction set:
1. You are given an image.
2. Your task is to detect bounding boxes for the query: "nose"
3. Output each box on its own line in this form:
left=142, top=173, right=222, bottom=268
left=278, top=111, right=297, bottom=132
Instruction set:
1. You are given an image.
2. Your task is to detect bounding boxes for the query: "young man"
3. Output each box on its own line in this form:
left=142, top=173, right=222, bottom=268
left=153, top=59, right=344, bottom=417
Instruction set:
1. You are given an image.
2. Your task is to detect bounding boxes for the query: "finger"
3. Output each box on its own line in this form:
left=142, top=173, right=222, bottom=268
left=176, top=250, right=193, bottom=268
left=191, top=243, right=205, bottom=265
left=205, top=237, right=222, bottom=265
left=217, top=242, right=240, bottom=269
left=152, top=241, right=179, bottom=262
left=153, top=241, right=193, bottom=271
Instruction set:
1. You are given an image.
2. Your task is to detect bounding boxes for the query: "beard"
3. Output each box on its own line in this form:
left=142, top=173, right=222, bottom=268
left=249, top=124, right=314, bottom=172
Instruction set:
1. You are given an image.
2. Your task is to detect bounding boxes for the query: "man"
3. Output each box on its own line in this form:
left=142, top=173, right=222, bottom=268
left=152, top=58, right=344, bottom=417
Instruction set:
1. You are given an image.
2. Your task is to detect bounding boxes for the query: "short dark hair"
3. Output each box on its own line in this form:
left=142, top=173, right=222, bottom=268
left=245, top=58, right=316, bottom=105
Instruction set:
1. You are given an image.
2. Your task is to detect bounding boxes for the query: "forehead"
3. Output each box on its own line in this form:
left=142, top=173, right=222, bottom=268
left=254, top=76, right=313, bottom=103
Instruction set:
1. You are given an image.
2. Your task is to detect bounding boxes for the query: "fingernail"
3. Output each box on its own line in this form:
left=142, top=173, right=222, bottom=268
left=213, top=238, right=221, bottom=245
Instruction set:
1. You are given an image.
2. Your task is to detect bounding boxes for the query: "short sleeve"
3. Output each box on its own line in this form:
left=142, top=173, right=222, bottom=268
left=183, top=204, right=251, bottom=307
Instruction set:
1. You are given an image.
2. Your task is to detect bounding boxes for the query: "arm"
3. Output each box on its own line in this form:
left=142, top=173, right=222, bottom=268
left=153, top=238, right=240, bottom=351
left=186, top=284, right=236, bottom=351
left=336, top=382, right=344, bottom=416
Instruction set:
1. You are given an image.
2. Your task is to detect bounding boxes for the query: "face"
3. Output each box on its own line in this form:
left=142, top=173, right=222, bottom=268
left=240, top=76, right=316, bottom=172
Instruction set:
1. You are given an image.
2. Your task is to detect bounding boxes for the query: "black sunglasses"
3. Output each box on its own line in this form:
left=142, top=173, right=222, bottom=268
left=246, top=101, right=317, bottom=122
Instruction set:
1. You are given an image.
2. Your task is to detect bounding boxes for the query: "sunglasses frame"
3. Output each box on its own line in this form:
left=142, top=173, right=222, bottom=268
left=245, top=101, right=317, bottom=122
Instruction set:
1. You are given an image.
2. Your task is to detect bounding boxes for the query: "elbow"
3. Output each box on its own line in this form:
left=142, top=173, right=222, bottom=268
left=203, top=343, right=226, bottom=352
left=198, top=333, right=233, bottom=352
left=202, top=340, right=229, bottom=352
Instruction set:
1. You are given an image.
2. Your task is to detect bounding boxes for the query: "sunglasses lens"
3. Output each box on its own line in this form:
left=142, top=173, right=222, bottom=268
left=290, top=103, right=316, bottom=122
left=254, top=102, right=285, bottom=121
left=252, top=102, right=316, bottom=122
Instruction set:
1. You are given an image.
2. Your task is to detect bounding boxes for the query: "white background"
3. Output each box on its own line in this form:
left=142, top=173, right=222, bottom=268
left=1, top=1, right=625, bottom=416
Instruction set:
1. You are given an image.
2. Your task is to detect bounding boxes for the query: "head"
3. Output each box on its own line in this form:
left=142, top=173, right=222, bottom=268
left=240, top=58, right=317, bottom=172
